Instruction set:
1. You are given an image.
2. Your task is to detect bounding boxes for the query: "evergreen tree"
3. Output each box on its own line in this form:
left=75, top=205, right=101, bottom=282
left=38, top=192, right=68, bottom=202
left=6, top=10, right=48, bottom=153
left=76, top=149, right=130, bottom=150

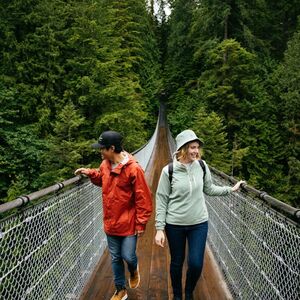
left=0, top=82, right=48, bottom=202
left=191, top=0, right=300, bottom=59
left=195, top=39, right=262, bottom=137
left=264, top=0, right=300, bottom=59
left=271, top=27, right=300, bottom=206
left=193, top=107, right=231, bottom=174
left=0, top=0, right=161, bottom=200
left=36, top=102, right=91, bottom=187
left=1, top=0, right=298, bottom=207
left=190, top=39, right=286, bottom=198
left=164, top=0, right=196, bottom=93
left=165, top=0, right=299, bottom=204
left=91, top=0, right=157, bottom=150
left=154, top=0, right=169, bottom=70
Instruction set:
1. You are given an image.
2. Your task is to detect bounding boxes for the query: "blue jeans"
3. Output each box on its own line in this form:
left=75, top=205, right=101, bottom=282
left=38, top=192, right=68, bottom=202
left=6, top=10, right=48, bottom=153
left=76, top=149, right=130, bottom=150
left=106, top=234, right=138, bottom=288
left=165, top=222, right=208, bottom=298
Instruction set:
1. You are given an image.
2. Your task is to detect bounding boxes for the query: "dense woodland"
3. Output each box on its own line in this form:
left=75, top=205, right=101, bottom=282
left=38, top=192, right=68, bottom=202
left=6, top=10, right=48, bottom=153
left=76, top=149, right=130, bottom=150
left=0, top=0, right=299, bottom=207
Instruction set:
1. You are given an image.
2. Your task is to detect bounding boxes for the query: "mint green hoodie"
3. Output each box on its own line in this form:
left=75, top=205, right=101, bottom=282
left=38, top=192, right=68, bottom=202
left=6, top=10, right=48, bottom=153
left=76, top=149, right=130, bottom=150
left=155, top=159, right=232, bottom=230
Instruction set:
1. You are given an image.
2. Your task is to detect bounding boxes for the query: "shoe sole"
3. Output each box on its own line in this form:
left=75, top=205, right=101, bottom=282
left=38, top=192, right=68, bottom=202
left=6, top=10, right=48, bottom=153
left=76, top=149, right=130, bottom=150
left=110, top=291, right=128, bottom=300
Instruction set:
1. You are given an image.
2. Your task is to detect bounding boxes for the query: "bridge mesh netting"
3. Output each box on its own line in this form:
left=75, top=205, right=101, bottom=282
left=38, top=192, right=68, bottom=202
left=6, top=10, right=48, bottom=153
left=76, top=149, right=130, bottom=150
left=0, top=181, right=106, bottom=300
left=206, top=173, right=300, bottom=300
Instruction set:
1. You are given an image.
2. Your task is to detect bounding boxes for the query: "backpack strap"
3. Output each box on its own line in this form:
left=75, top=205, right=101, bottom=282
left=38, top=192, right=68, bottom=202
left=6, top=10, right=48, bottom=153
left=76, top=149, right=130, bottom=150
left=198, top=160, right=206, bottom=180
left=168, top=160, right=206, bottom=184
left=168, top=162, right=173, bottom=184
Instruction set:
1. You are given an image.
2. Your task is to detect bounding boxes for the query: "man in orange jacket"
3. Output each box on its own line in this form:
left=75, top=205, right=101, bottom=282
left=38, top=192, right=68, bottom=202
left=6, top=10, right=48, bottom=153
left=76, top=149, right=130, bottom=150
left=75, top=131, right=152, bottom=300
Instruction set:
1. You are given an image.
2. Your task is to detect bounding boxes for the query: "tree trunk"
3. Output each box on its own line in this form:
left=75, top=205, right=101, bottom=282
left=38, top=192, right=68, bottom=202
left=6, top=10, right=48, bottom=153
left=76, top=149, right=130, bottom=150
left=223, top=14, right=228, bottom=62
left=150, top=0, right=154, bottom=16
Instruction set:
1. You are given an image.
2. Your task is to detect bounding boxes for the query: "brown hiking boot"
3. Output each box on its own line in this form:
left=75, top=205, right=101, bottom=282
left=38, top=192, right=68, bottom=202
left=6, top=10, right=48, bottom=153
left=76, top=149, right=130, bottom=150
left=128, top=265, right=140, bottom=289
left=110, top=287, right=128, bottom=300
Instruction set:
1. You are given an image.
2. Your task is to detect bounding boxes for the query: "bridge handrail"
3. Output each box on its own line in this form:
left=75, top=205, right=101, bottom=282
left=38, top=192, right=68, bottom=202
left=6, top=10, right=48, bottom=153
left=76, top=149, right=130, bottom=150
left=0, top=175, right=85, bottom=214
left=210, top=167, right=300, bottom=224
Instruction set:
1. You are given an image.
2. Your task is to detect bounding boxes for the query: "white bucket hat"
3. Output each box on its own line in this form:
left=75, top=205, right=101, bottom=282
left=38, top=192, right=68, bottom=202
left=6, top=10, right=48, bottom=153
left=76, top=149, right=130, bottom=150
left=175, top=129, right=204, bottom=152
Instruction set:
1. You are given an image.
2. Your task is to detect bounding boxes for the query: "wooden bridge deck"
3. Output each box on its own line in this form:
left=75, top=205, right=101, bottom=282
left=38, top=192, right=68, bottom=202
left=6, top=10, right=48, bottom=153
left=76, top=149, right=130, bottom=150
left=80, top=126, right=232, bottom=300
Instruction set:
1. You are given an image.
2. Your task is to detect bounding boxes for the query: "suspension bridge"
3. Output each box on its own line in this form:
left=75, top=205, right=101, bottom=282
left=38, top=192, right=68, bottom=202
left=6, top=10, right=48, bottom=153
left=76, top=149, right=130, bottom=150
left=0, top=105, right=299, bottom=300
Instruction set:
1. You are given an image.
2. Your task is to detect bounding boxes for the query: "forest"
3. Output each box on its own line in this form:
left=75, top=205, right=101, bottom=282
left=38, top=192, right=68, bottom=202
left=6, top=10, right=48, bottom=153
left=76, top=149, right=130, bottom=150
left=0, top=0, right=299, bottom=207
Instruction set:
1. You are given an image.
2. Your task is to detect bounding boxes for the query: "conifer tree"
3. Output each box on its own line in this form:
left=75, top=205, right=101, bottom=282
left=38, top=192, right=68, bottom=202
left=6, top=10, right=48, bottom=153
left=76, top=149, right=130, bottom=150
left=191, top=0, right=300, bottom=59
left=272, top=28, right=300, bottom=206
left=0, top=0, right=161, bottom=199
left=91, top=0, right=155, bottom=150
left=164, top=0, right=196, bottom=92
left=164, top=0, right=298, bottom=204
left=193, top=107, right=231, bottom=174
left=36, top=102, right=91, bottom=187
left=195, top=39, right=260, bottom=137
left=195, top=39, right=285, bottom=191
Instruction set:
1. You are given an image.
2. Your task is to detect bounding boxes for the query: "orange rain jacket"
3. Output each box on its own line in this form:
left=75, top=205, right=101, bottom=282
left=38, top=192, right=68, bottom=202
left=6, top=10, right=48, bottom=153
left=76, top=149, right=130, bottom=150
left=86, top=153, right=152, bottom=236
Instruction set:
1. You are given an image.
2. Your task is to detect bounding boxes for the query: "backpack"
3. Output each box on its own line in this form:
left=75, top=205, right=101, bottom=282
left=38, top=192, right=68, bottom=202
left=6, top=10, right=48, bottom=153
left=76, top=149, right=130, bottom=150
left=168, top=160, right=206, bottom=184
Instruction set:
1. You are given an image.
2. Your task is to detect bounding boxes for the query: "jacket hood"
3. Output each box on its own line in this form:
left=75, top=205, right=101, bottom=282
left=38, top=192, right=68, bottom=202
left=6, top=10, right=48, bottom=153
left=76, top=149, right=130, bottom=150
left=102, top=152, right=136, bottom=174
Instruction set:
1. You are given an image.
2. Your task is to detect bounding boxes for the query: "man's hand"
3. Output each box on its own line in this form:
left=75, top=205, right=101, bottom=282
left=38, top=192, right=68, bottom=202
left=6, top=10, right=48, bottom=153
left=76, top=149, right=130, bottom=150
left=74, top=168, right=90, bottom=176
left=231, top=180, right=246, bottom=192
left=155, top=230, right=165, bottom=247
left=136, top=230, right=144, bottom=237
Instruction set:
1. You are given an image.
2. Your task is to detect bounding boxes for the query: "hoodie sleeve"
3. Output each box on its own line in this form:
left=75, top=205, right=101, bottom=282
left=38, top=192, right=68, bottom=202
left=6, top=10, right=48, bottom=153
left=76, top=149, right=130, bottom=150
left=155, top=166, right=171, bottom=231
left=203, top=161, right=232, bottom=196
left=132, top=165, right=153, bottom=232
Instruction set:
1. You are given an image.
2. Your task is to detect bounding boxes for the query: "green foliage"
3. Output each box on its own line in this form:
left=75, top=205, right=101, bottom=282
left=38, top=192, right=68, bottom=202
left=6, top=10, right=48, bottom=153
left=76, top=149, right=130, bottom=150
left=231, top=139, right=250, bottom=177
left=193, top=39, right=287, bottom=198
left=193, top=107, right=231, bottom=174
left=163, top=0, right=299, bottom=206
left=164, top=0, right=197, bottom=92
left=191, top=0, right=300, bottom=59
left=195, top=39, right=258, bottom=132
left=239, top=118, right=285, bottom=193
left=167, top=89, right=198, bottom=133
left=285, top=157, right=300, bottom=207
left=270, top=27, right=300, bottom=206
left=0, top=124, right=47, bottom=202
left=0, top=0, right=160, bottom=202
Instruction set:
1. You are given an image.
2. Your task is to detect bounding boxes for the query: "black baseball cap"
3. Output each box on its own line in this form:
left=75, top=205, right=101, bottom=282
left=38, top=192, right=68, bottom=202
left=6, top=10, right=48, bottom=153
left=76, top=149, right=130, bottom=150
left=92, top=131, right=123, bottom=149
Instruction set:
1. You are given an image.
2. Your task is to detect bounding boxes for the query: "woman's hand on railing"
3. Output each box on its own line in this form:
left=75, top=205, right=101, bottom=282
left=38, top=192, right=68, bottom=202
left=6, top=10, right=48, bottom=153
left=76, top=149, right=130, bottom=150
left=74, top=168, right=90, bottom=176
left=231, top=180, right=246, bottom=192
left=155, top=230, right=165, bottom=247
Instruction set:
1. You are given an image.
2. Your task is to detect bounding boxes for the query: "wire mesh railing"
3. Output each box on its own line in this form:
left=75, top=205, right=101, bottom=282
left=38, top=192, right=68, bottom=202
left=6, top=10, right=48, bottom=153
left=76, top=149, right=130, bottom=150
left=206, top=170, right=300, bottom=300
left=0, top=181, right=105, bottom=300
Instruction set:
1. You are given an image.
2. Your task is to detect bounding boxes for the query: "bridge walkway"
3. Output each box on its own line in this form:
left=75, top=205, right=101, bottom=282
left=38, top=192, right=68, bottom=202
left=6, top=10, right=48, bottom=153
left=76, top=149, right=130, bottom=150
left=80, top=126, right=230, bottom=300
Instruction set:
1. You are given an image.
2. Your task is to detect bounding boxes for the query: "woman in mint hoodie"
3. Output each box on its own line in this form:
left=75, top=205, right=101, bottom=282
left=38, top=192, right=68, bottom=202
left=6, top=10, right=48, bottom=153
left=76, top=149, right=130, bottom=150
left=155, top=129, right=245, bottom=300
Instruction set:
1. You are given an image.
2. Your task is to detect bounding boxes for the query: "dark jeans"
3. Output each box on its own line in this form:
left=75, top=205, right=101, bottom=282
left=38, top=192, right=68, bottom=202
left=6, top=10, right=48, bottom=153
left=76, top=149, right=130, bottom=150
left=165, top=221, right=208, bottom=298
left=106, top=234, right=138, bottom=287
